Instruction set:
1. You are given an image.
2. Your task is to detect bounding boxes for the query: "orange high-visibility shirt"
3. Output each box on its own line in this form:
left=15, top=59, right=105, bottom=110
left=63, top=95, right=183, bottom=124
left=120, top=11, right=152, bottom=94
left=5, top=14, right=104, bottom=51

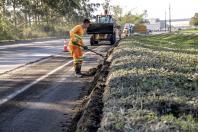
left=68, top=25, right=85, bottom=63
left=69, top=25, right=85, bottom=46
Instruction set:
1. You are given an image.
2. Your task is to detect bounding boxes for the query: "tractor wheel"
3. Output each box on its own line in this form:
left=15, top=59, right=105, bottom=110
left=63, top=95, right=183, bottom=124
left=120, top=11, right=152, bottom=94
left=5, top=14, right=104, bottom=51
left=90, top=39, right=99, bottom=46
left=90, top=35, right=95, bottom=46
left=110, top=34, right=116, bottom=45
left=90, top=39, right=94, bottom=46
left=94, top=40, right=99, bottom=45
left=90, top=35, right=99, bottom=46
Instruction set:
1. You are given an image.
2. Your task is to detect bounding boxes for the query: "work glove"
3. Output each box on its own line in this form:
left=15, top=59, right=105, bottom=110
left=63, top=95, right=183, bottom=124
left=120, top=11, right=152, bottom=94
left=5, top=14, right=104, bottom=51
left=83, top=46, right=89, bottom=50
left=72, top=41, right=79, bottom=46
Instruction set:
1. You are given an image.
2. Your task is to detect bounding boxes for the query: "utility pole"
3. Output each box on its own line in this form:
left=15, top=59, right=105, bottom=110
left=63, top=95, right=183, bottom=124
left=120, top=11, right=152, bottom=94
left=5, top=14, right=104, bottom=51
left=165, top=10, right=167, bottom=32
left=169, top=4, right=172, bottom=33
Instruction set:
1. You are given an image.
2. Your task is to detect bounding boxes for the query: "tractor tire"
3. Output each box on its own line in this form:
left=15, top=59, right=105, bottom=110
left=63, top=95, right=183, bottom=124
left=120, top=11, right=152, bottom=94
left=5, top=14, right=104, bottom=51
left=110, top=34, right=116, bottom=45
left=90, top=39, right=98, bottom=46
left=90, top=39, right=94, bottom=46
left=94, top=40, right=99, bottom=45
left=90, top=35, right=95, bottom=46
left=90, top=35, right=99, bottom=46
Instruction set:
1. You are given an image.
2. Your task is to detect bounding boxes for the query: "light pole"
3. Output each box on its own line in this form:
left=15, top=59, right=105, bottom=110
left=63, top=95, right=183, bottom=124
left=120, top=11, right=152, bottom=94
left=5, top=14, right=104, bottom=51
left=169, top=4, right=172, bottom=33
left=165, top=10, right=167, bottom=32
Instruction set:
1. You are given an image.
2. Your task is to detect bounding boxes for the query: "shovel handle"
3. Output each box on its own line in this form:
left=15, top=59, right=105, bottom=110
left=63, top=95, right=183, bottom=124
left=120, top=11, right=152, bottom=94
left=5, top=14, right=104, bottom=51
left=86, top=48, right=105, bottom=57
left=77, top=44, right=104, bottom=58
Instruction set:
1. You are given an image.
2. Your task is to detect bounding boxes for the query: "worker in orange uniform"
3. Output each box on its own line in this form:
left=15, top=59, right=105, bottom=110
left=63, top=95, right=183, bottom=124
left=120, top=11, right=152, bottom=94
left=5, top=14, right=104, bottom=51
left=68, top=19, right=90, bottom=78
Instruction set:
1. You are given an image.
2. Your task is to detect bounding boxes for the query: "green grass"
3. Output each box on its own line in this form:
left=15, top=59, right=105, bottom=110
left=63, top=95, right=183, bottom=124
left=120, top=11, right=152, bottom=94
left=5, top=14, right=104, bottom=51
left=136, top=34, right=198, bottom=49
left=98, top=34, right=198, bottom=132
left=178, top=29, right=198, bottom=34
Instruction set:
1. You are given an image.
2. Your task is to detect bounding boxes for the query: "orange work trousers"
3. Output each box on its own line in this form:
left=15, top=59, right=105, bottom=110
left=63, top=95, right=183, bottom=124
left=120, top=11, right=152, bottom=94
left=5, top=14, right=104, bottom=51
left=68, top=43, right=84, bottom=64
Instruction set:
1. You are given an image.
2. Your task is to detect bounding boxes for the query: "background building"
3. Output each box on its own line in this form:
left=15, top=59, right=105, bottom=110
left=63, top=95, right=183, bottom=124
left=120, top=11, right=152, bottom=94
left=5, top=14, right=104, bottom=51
left=170, top=18, right=191, bottom=30
left=145, top=18, right=191, bottom=32
left=146, top=18, right=161, bottom=32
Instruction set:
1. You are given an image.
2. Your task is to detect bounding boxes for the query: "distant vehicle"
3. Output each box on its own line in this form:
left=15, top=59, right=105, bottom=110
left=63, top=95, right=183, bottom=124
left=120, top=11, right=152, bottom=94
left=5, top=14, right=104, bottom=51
left=124, top=23, right=135, bottom=36
left=134, top=24, right=147, bottom=34
left=87, top=10, right=117, bottom=45
left=124, top=23, right=135, bottom=29
left=123, top=28, right=128, bottom=37
left=147, top=29, right=152, bottom=33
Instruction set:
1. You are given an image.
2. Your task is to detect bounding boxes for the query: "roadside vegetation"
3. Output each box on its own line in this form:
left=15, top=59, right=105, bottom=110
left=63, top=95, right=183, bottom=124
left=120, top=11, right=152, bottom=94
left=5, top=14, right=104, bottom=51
left=178, top=29, right=198, bottom=34
left=190, top=13, right=198, bottom=27
left=0, top=0, right=147, bottom=42
left=99, top=34, right=198, bottom=131
left=0, top=0, right=99, bottom=41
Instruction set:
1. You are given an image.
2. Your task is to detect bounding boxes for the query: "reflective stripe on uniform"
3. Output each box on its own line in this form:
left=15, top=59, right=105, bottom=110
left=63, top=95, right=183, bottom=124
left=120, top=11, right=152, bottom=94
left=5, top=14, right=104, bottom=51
left=74, top=56, right=84, bottom=61
left=71, top=34, right=83, bottom=47
left=74, top=34, right=82, bottom=40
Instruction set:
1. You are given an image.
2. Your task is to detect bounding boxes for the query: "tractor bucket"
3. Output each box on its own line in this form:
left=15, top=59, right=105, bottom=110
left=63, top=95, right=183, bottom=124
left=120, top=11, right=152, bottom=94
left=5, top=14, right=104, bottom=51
left=87, top=23, right=114, bottom=34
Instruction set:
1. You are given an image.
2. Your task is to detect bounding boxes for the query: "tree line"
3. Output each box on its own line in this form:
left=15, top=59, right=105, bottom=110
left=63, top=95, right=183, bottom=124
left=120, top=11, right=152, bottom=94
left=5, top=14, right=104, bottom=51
left=190, top=13, right=198, bottom=26
left=0, top=0, right=99, bottom=40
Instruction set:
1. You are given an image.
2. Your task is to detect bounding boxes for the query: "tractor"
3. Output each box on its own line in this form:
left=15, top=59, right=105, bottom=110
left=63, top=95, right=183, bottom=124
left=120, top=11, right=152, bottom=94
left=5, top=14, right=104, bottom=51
left=87, top=10, right=117, bottom=45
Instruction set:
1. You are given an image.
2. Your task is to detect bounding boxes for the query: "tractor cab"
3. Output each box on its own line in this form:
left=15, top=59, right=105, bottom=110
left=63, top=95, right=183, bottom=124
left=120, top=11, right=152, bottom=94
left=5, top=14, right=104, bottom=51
left=96, top=15, right=113, bottom=23
left=87, top=11, right=117, bottom=45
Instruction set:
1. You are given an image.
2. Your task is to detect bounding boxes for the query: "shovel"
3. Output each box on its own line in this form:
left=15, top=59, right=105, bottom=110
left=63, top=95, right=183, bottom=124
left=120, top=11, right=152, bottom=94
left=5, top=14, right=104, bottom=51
left=74, top=43, right=105, bottom=58
left=72, top=35, right=106, bottom=58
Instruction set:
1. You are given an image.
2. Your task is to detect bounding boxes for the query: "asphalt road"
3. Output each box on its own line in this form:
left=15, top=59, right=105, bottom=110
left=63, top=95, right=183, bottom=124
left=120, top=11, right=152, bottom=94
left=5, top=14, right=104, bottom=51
left=0, top=38, right=90, bottom=74
left=0, top=38, right=112, bottom=132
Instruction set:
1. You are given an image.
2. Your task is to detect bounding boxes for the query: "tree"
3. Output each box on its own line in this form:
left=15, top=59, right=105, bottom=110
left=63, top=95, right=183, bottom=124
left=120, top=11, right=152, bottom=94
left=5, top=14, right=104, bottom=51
left=190, top=13, right=198, bottom=26
left=80, top=0, right=100, bottom=18
left=102, top=0, right=110, bottom=11
left=110, top=5, right=147, bottom=25
left=0, top=0, right=100, bottom=40
left=111, top=5, right=122, bottom=24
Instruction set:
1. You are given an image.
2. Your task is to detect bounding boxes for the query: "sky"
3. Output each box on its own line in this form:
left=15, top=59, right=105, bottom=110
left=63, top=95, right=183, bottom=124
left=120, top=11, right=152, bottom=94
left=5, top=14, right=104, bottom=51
left=90, top=0, right=198, bottom=20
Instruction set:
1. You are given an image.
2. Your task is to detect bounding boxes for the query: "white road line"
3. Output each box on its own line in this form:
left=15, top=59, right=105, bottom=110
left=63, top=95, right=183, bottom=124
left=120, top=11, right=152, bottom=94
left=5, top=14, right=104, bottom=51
left=0, top=51, right=94, bottom=106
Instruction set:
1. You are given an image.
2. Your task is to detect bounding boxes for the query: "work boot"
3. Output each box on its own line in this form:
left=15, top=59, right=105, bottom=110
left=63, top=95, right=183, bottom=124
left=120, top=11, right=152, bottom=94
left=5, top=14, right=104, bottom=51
left=75, top=63, right=82, bottom=78
left=75, top=73, right=82, bottom=78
